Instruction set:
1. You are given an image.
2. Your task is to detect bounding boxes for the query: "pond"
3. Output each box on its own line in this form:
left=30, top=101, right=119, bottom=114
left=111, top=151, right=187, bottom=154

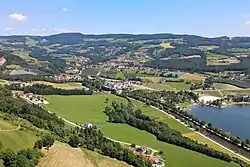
left=189, top=104, right=250, bottom=140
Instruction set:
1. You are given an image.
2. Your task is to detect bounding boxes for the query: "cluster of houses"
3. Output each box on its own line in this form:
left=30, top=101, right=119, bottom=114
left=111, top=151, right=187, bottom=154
left=22, top=93, right=49, bottom=104
left=134, top=146, right=164, bottom=167
left=0, top=57, right=6, bottom=66
left=102, top=81, right=133, bottom=92
left=224, top=94, right=250, bottom=102
left=53, top=73, right=82, bottom=81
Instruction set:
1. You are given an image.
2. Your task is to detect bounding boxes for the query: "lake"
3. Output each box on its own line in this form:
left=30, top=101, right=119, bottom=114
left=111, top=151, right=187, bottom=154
left=189, top=104, right=250, bottom=140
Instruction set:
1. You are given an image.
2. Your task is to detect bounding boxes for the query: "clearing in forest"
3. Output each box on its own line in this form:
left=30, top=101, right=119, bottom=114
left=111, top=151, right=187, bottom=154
left=159, top=42, right=175, bottom=48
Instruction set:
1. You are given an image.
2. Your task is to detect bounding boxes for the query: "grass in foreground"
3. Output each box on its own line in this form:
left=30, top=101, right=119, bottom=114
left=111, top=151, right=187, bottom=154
left=43, top=95, right=239, bottom=167
left=0, top=119, right=38, bottom=151
left=37, top=141, right=129, bottom=167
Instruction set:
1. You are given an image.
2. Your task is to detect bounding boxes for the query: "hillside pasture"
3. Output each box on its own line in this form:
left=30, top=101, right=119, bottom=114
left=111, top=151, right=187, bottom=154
left=0, top=119, right=38, bottom=151
left=13, top=50, right=35, bottom=60
left=82, top=67, right=100, bottom=76
left=32, top=81, right=85, bottom=90
left=5, top=64, right=21, bottom=70
left=206, top=53, right=240, bottom=65
left=159, top=42, right=174, bottom=48
left=37, top=141, right=129, bottom=167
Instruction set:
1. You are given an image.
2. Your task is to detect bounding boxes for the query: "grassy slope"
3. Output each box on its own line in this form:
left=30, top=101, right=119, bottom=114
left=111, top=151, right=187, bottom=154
left=37, top=141, right=129, bottom=167
left=0, top=119, right=38, bottom=151
left=43, top=95, right=239, bottom=167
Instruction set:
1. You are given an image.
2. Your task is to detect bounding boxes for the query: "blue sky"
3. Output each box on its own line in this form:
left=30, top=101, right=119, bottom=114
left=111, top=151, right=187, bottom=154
left=1, top=0, right=250, bottom=37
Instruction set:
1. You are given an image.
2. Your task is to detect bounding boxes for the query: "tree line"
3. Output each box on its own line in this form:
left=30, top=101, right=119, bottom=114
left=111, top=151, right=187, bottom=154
left=0, top=86, right=151, bottom=167
left=8, top=83, right=93, bottom=95
left=119, top=90, right=250, bottom=167
left=105, top=101, right=232, bottom=162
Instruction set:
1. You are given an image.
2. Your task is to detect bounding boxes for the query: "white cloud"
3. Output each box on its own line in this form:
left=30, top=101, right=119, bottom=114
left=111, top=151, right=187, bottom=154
left=9, top=13, right=27, bottom=21
left=53, top=28, right=73, bottom=33
left=62, top=8, right=69, bottom=12
left=5, top=28, right=13, bottom=31
left=245, top=20, right=250, bottom=25
left=31, top=28, right=48, bottom=35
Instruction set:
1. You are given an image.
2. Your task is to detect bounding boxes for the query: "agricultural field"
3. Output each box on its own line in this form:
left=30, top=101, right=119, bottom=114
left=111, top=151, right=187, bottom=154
left=13, top=50, right=35, bottom=60
left=206, top=53, right=240, bottom=65
left=82, top=67, right=100, bottom=76
left=43, top=94, right=127, bottom=125
left=115, top=71, right=126, bottom=80
left=43, top=95, right=240, bottom=167
left=145, top=82, right=190, bottom=91
left=5, top=64, right=21, bottom=70
left=144, top=83, right=173, bottom=90
left=222, top=89, right=250, bottom=95
left=195, top=90, right=223, bottom=97
left=213, top=83, right=242, bottom=90
left=0, top=119, right=38, bottom=151
left=179, top=73, right=205, bottom=83
left=165, top=82, right=191, bottom=90
left=159, top=42, right=174, bottom=48
left=37, top=141, right=129, bottom=167
left=193, top=45, right=219, bottom=51
left=32, top=81, right=85, bottom=90
left=141, top=76, right=166, bottom=83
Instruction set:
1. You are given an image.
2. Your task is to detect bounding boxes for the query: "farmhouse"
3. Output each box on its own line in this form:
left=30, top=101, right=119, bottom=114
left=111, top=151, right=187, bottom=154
left=23, top=93, right=49, bottom=104
left=81, top=122, right=93, bottom=128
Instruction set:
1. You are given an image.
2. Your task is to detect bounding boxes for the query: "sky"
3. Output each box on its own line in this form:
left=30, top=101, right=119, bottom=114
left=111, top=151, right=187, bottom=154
left=1, top=0, right=250, bottom=37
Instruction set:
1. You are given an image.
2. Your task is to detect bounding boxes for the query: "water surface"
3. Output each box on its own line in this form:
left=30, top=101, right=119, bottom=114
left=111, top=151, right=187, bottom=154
left=190, top=104, right=250, bottom=140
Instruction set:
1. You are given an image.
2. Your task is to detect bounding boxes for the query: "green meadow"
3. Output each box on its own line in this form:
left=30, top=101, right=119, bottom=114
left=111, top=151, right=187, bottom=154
left=43, top=94, right=240, bottom=167
left=0, top=119, right=38, bottom=151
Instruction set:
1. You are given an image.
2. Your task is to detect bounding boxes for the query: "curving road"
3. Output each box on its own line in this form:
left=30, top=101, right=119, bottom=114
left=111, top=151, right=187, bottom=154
left=48, top=111, right=159, bottom=155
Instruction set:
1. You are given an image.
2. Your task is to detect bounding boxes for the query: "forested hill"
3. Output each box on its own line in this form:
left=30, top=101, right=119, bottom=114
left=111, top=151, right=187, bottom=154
left=1, top=32, right=250, bottom=75
left=0, top=33, right=247, bottom=47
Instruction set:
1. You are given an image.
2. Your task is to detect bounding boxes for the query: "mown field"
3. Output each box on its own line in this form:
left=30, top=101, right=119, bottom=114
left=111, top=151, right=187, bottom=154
left=32, top=81, right=85, bottom=90
left=43, top=94, right=240, bottom=167
left=179, top=73, right=205, bottom=83
left=37, top=141, right=129, bottom=167
left=214, top=83, right=242, bottom=90
left=145, top=82, right=190, bottom=90
left=0, top=118, right=38, bottom=151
